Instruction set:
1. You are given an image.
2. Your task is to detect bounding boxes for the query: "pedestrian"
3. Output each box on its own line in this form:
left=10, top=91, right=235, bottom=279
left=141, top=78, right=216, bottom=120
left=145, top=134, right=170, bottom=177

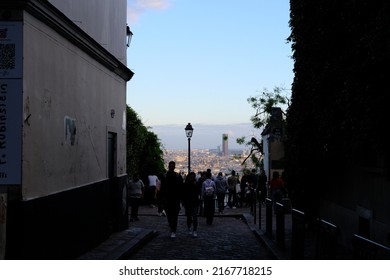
left=227, top=170, right=238, bottom=209
left=258, top=169, right=268, bottom=204
left=247, top=169, right=258, bottom=210
left=214, top=172, right=228, bottom=214
left=160, top=161, right=183, bottom=238
left=156, top=173, right=166, bottom=216
left=127, top=173, right=144, bottom=222
left=201, top=171, right=216, bottom=225
left=268, top=171, right=284, bottom=210
left=239, top=169, right=251, bottom=207
left=197, top=171, right=207, bottom=216
left=147, top=173, right=159, bottom=208
left=183, top=171, right=201, bottom=237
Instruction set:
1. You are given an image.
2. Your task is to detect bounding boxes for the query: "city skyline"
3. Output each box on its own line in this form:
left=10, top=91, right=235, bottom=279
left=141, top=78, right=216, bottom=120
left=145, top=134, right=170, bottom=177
left=149, top=122, right=262, bottom=150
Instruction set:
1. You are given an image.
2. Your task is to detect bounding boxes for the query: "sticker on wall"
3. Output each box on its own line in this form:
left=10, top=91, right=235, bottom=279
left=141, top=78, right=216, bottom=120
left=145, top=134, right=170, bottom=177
left=0, top=21, right=22, bottom=79
left=64, top=116, right=76, bottom=146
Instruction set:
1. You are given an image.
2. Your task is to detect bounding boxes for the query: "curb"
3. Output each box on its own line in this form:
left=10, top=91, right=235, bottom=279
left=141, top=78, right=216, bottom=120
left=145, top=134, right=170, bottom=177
left=78, top=228, right=157, bottom=260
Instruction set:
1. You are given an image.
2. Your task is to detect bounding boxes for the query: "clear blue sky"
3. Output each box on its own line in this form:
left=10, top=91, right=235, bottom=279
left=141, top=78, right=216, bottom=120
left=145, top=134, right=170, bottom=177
left=126, top=0, right=293, bottom=149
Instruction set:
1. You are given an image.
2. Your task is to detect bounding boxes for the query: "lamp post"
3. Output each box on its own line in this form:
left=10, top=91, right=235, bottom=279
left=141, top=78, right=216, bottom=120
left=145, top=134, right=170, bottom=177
left=126, top=25, right=133, bottom=47
left=185, top=123, right=194, bottom=174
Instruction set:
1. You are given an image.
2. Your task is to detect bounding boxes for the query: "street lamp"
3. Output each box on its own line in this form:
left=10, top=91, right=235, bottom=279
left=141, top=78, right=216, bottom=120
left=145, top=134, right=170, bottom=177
left=126, top=24, right=133, bottom=47
left=185, top=123, right=194, bottom=174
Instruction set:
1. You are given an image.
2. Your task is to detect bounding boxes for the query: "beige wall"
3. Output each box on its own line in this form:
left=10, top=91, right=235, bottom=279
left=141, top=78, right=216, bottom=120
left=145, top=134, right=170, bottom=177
left=22, top=13, right=127, bottom=200
left=48, top=0, right=128, bottom=64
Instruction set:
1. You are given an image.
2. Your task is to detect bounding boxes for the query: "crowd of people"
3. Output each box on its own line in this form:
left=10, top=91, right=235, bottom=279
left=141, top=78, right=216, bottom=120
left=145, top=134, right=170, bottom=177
left=126, top=161, right=287, bottom=239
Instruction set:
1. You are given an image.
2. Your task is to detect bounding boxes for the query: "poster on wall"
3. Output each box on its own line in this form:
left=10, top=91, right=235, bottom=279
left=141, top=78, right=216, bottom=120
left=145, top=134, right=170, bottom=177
left=0, top=21, right=22, bottom=185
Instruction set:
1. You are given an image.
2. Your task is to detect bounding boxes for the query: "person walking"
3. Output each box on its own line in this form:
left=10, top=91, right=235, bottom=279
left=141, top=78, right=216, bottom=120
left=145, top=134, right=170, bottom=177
left=201, top=171, right=216, bottom=225
left=258, top=169, right=268, bottom=204
left=268, top=171, right=284, bottom=211
left=247, top=169, right=258, bottom=210
left=239, top=169, right=250, bottom=207
left=160, top=161, right=183, bottom=238
left=215, top=172, right=228, bottom=214
left=156, top=173, right=165, bottom=216
left=147, top=174, right=159, bottom=208
left=183, top=172, right=201, bottom=237
left=227, top=170, right=238, bottom=209
left=196, top=171, right=207, bottom=216
left=127, top=173, right=144, bottom=222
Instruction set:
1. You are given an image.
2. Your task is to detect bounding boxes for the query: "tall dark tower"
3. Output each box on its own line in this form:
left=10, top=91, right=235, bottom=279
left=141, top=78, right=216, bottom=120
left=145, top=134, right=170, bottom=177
left=222, top=134, right=228, bottom=156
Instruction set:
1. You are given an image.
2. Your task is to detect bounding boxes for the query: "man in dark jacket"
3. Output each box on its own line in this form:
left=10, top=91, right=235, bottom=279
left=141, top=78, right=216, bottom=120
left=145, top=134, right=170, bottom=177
left=160, top=161, right=183, bottom=238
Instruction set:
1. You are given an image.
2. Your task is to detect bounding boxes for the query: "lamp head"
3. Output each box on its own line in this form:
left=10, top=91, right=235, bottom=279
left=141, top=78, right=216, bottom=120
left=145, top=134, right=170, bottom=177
left=185, top=123, right=194, bottom=139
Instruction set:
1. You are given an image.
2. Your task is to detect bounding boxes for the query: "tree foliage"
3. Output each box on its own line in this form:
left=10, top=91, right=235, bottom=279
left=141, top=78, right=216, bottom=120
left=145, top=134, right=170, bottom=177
left=126, top=106, right=165, bottom=179
left=247, top=86, right=290, bottom=129
left=238, top=86, right=290, bottom=166
left=285, top=0, right=390, bottom=213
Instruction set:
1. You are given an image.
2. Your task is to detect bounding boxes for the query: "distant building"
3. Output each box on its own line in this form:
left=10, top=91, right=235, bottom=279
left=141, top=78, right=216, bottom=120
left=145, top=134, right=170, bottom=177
left=222, top=134, right=229, bottom=156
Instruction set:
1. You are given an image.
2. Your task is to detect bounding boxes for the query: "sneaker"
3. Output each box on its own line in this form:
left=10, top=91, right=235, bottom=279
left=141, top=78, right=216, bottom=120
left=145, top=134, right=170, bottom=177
left=232, top=206, right=237, bottom=209
left=193, top=231, right=197, bottom=237
left=188, top=229, right=193, bottom=235
left=162, top=210, right=166, bottom=216
left=170, top=232, right=176, bottom=238
left=158, top=212, right=162, bottom=217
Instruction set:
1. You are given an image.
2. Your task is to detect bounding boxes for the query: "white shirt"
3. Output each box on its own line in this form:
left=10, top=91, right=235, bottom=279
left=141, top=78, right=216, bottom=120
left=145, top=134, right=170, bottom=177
left=148, top=175, right=159, bottom=187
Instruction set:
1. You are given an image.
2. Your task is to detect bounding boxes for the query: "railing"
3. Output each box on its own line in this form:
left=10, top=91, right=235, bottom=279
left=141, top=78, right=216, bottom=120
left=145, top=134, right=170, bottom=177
left=256, top=199, right=390, bottom=259
left=316, top=219, right=339, bottom=259
left=265, top=198, right=273, bottom=238
left=275, top=202, right=285, bottom=248
left=352, top=234, right=390, bottom=260
left=291, top=208, right=305, bottom=259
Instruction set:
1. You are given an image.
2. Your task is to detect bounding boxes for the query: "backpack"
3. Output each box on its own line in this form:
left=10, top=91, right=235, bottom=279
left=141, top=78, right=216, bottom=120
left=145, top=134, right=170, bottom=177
left=204, top=180, right=215, bottom=196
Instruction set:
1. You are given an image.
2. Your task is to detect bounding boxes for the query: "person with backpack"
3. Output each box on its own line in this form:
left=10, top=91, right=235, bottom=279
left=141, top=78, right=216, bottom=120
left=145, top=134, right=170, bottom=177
left=160, top=161, right=183, bottom=238
left=201, top=171, right=216, bottom=225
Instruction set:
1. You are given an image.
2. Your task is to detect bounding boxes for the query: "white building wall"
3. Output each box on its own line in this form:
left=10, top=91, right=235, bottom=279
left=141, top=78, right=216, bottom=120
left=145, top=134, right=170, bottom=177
left=48, top=0, right=128, bottom=63
left=22, top=13, right=127, bottom=200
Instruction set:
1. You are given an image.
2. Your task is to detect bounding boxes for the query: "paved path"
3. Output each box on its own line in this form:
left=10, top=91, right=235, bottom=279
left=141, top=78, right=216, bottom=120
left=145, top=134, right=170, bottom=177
left=126, top=206, right=276, bottom=260
left=78, top=203, right=311, bottom=260
left=128, top=215, right=275, bottom=260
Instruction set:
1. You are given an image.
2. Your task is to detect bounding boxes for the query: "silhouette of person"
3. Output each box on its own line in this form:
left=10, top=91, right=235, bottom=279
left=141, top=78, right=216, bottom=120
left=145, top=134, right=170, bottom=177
left=183, top=171, right=201, bottom=237
left=127, top=173, right=144, bottom=222
left=227, top=170, right=238, bottom=209
left=215, top=172, right=228, bottom=214
left=201, top=171, right=216, bottom=225
left=268, top=171, right=284, bottom=210
left=160, top=161, right=183, bottom=238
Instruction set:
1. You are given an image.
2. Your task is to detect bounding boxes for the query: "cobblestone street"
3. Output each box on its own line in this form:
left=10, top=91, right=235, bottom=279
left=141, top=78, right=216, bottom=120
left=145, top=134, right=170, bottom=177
left=127, top=206, right=276, bottom=260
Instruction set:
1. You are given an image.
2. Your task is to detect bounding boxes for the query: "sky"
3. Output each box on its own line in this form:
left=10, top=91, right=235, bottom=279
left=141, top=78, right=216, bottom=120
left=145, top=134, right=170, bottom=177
left=126, top=0, right=293, bottom=150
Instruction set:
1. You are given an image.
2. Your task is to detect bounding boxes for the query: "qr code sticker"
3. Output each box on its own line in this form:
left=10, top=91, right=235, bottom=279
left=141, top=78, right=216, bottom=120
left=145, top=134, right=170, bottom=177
left=0, top=43, right=16, bottom=69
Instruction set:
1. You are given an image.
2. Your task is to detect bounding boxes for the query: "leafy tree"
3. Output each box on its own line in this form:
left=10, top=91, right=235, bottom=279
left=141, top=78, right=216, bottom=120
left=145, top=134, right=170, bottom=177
left=238, top=86, right=290, bottom=166
left=247, top=86, right=290, bottom=129
left=126, top=106, right=165, bottom=180
left=286, top=0, right=390, bottom=216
